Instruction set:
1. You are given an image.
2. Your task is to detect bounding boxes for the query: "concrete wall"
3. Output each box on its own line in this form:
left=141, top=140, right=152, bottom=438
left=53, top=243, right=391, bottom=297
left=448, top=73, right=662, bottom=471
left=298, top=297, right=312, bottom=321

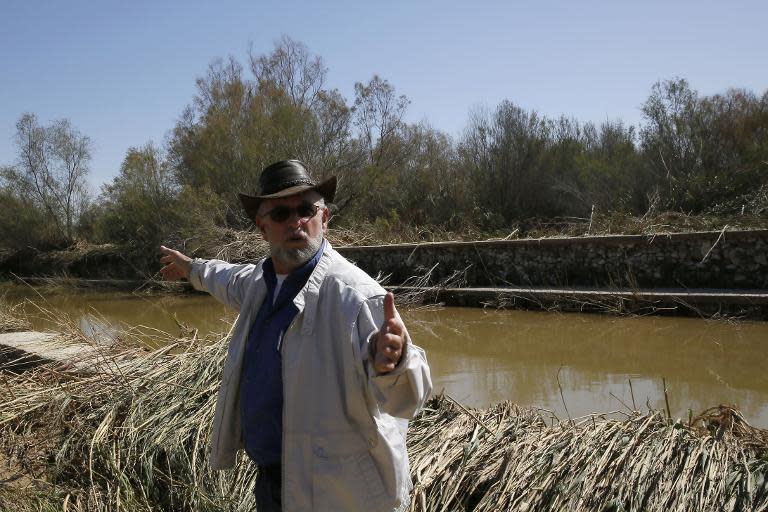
left=338, top=230, right=768, bottom=290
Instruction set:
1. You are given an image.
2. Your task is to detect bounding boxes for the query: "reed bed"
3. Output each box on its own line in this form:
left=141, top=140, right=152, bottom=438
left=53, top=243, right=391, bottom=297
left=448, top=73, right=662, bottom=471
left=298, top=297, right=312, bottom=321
left=1, top=311, right=767, bottom=511
left=0, top=299, right=32, bottom=333
left=0, top=324, right=257, bottom=512
left=408, top=397, right=768, bottom=511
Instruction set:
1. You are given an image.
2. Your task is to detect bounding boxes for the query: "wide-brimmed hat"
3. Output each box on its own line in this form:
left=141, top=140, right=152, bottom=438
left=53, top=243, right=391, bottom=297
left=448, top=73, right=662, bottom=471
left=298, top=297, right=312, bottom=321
left=238, top=160, right=337, bottom=220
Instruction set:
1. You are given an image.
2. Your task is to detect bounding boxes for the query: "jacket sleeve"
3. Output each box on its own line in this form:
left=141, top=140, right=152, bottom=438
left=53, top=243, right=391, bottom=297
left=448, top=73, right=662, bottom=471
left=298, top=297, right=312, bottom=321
left=188, top=258, right=259, bottom=311
left=357, top=295, right=432, bottom=419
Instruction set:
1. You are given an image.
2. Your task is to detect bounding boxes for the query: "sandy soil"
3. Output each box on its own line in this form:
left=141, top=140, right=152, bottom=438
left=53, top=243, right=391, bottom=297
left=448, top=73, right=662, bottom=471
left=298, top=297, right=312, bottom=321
left=0, top=452, right=34, bottom=489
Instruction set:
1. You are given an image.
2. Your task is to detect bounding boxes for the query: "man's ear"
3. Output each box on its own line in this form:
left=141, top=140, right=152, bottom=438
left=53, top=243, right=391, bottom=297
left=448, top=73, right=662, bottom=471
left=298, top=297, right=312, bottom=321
left=321, top=206, right=330, bottom=231
left=255, top=218, right=267, bottom=238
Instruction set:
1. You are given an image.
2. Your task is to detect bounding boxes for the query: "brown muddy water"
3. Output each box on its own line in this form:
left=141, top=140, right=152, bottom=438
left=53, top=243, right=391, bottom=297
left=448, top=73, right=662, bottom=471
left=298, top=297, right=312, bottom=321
left=3, top=285, right=768, bottom=427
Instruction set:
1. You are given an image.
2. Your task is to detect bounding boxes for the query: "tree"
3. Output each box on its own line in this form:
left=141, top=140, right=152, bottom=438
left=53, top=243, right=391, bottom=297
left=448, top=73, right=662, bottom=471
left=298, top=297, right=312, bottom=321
left=5, top=113, right=92, bottom=242
left=353, top=75, right=411, bottom=171
left=0, top=171, right=52, bottom=248
left=332, top=76, right=412, bottom=218
left=459, top=101, right=552, bottom=224
left=249, top=35, right=327, bottom=111
left=395, top=123, right=463, bottom=227
left=641, top=79, right=768, bottom=212
left=544, top=116, right=590, bottom=216
left=250, top=36, right=361, bottom=178
left=569, top=120, right=647, bottom=214
left=693, top=88, right=768, bottom=211
left=96, top=143, right=180, bottom=246
left=169, top=38, right=361, bottom=227
left=640, top=78, right=704, bottom=209
left=169, top=57, right=259, bottom=200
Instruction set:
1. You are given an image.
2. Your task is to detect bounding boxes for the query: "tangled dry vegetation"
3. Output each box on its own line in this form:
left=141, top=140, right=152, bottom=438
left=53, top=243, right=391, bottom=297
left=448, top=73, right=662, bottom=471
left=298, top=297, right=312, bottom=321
left=170, top=208, right=768, bottom=256
left=409, top=398, right=768, bottom=511
left=1, top=308, right=767, bottom=511
left=0, top=300, right=31, bottom=333
left=3, top=210, right=766, bottom=288
left=173, top=211, right=768, bottom=268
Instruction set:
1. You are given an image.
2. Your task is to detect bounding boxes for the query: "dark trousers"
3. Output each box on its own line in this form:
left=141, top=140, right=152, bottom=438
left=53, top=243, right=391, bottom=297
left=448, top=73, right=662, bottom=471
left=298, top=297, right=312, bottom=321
left=254, top=464, right=282, bottom=511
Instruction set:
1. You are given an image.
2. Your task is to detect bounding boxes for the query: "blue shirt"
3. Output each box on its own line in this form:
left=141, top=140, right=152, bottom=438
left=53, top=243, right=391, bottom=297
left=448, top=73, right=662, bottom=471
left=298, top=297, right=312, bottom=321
left=240, top=240, right=326, bottom=465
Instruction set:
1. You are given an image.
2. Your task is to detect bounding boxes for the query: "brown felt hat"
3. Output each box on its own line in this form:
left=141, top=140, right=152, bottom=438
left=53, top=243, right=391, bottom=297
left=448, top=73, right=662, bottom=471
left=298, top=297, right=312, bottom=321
left=238, top=160, right=337, bottom=220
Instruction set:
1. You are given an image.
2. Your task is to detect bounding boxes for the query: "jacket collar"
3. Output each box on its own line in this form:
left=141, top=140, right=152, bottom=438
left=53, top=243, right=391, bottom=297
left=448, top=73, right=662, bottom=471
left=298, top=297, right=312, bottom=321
left=293, top=239, right=336, bottom=335
left=264, top=239, right=325, bottom=311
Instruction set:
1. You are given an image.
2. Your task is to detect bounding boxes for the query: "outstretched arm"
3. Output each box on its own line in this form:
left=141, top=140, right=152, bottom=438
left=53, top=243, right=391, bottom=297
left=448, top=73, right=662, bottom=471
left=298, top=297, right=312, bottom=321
left=159, top=245, right=192, bottom=281
left=162, top=246, right=259, bottom=310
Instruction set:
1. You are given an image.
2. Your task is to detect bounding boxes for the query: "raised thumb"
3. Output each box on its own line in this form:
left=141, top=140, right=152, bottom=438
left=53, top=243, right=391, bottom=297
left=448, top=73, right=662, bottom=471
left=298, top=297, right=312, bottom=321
left=383, top=292, right=397, bottom=321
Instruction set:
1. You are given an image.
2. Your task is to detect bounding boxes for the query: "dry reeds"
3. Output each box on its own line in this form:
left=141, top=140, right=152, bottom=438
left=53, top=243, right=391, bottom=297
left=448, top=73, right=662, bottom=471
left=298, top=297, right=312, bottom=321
left=0, top=302, right=252, bottom=511
left=1, top=307, right=767, bottom=511
left=0, top=299, right=32, bottom=333
left=391, top=263, right=470, bottom=308
left=408, top=396, right=768, bottom=511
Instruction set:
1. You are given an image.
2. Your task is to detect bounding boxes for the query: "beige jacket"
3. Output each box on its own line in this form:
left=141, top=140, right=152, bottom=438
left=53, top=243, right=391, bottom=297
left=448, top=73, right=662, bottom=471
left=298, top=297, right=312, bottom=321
left=189, top=242, right=432, bottom=511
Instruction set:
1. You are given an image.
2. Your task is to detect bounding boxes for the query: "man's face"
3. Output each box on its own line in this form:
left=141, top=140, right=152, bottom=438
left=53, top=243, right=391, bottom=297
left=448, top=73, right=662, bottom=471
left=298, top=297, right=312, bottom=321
left=255, top=191, right=329, bottom=273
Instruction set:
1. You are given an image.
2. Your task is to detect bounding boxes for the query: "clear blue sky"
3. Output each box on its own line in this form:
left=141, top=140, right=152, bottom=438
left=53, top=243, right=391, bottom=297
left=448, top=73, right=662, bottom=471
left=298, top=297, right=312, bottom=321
left=2, top=0, right=766, bottom=190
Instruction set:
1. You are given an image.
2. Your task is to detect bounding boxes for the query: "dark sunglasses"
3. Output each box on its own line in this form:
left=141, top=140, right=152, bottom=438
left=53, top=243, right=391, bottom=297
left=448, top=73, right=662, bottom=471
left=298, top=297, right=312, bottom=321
left=259, top=202, right=322, bottom=223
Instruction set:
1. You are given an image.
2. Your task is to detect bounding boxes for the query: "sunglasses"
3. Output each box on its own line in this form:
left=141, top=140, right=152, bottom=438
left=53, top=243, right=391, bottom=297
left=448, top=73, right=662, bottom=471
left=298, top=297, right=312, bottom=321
left=259, top=202, right=322, bottom=223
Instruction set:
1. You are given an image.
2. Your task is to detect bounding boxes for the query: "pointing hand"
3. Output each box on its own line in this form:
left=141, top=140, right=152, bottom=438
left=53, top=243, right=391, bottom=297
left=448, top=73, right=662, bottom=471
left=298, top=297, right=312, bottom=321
left=159, top=245, right=192, bottom=281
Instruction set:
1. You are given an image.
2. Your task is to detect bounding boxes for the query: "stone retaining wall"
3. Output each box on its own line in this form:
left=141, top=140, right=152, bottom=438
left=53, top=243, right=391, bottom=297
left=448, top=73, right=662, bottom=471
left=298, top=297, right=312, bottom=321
left=338, top=230, right=768, bottom=289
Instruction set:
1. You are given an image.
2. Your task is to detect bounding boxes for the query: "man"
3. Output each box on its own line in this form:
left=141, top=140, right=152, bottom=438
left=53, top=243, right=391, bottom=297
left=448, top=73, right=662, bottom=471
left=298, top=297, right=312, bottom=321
left=159, top=160, right=432, bottom=511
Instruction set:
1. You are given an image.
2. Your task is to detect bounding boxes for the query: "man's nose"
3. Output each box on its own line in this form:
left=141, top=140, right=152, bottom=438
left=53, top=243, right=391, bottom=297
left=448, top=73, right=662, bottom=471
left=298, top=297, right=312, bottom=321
left=285, top=213, right=301, bottom=228
left=285, top=211, right=306, bottom=228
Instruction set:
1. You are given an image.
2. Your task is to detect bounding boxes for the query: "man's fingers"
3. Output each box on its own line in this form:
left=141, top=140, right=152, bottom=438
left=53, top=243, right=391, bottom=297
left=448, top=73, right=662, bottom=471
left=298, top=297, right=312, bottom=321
left=379, top=332, right=402, bottom=347
left=374, top=295, right=406, bottom=374
left=376, top=361, right=396, bottom=373
left=383, top=292, right=397, bottom=322
left=159, top=245, right=189, bottom=281
left=375, top=332, right=403, bottom=372
left=382, top=317, right=404, bottom=336
left=379, top=351, right=401, bottom=366
left=375, top=345, right=400, bottom=371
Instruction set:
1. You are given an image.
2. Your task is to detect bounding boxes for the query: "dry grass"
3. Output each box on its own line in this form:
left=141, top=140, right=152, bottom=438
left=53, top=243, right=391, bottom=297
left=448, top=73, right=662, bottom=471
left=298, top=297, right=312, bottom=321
left=408, top=396, right=768, bottom=511
left=4, top=210, right=766, bottom=292
left=329, top=211, right=768, bottom=246
left=0, top=298, right=32, bottom=333
left=0, top=307, right=766, bottom=511
left=0, top=321, right=251, bottom=511
left=388, top=263, right=471, bottom=309
left=184, top=212, right=768, bottom=263
left=510, top=209, right=768, bottom=240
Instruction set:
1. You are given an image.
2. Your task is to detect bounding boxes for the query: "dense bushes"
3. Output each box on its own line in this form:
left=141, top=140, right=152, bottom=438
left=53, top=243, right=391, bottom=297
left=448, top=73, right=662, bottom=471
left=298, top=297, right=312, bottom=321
left=2, top=38, right=767, bottom=254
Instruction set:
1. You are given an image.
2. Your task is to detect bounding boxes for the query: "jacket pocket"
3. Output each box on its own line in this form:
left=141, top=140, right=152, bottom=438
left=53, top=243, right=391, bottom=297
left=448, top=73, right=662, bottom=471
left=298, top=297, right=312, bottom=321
left=311, top=432, right=387, bottom=510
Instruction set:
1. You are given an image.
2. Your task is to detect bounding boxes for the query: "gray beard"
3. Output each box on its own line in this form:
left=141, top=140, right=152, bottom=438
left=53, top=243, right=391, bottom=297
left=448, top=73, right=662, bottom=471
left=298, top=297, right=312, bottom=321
left=270, top=233, right=323, bottom=270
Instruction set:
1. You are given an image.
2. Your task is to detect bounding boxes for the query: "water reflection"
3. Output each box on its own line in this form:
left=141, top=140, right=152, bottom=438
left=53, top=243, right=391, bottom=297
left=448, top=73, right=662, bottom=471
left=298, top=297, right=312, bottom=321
left=406, top=308, right=768, bottom=426
left=5, top=289, right=235, bottom=339
left=3, top=286, right=767, bottom=426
